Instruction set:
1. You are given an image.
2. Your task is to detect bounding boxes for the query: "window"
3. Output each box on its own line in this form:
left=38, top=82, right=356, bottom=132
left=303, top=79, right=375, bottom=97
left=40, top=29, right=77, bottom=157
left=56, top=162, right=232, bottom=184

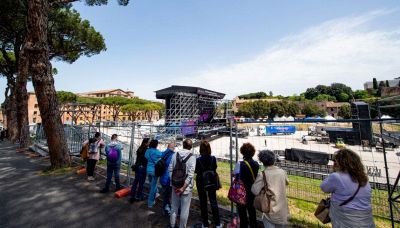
left=32, top=118, right=36, bottom=123
left=66, top=117, right=70, bottom=120
left=80, top=117, right=83, bottom=120
left=34, top=104, right=38, bottom=108
left=33, top=111, right=37, bottom=115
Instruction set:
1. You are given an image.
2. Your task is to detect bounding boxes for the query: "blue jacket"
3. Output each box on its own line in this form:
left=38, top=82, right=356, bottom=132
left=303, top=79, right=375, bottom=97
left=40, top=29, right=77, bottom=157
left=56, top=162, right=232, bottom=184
left=144, top=147, right=162, bottom=175
left=105, top=141, right=122, bottom=166
left=160, top=148, right=175, bottom=186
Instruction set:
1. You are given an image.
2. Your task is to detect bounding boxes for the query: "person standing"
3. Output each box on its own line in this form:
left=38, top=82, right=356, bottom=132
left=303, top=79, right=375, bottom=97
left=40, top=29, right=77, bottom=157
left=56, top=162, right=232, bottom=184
left=145, top=139, right=162, bottom=208
left=83, top=132, right=105, bottom=181
left=130, top=138, right=150, bottom=203
left=160, top=143, right=176, bottom=216
left=233, top=143, right=259, bottom=228
left=100, top=134, right=123, bottom=193
left=169, top=139, right=196, bottom=228
left=252, top=150, right=290, bottom=228
left=320, top=149, right=375, bottom=228
left=195, top=140, right=221, bottom=228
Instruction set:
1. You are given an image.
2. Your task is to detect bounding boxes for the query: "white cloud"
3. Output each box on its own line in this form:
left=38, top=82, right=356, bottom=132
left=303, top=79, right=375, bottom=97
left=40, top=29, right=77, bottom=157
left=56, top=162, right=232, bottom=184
left=180, top=9, right=400, bottom=99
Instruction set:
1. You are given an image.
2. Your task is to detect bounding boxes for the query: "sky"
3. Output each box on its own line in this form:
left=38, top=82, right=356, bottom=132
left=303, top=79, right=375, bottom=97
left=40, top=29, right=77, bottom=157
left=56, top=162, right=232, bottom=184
left=1, top=0, right=400, bottom=101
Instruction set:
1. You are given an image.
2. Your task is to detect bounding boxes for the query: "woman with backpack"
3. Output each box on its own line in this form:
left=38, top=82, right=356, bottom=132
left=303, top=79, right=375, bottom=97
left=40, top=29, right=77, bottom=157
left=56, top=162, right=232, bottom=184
left=130, top=138, right=150, bottom=203
left=195, top=140, right=221, bottom=228
left=83, top=132, right=105, bottom=181
left=100, top=134, right=123, bottom=193
left=233, top=143, right=259, bottom=228
left=145, top=139, right=162, bottom=208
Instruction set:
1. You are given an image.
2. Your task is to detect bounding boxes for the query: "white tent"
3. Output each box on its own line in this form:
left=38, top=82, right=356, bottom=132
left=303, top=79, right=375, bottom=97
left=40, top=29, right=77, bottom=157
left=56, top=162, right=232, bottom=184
left=286, top=116, right=295, bottom=121
left=381, top=115, right=392, bottom=119
left=324, top=115, right=336, bottom=120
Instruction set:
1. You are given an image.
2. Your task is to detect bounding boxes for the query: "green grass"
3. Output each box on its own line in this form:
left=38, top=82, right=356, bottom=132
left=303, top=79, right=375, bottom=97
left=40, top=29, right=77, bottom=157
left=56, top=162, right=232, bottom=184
left=213, top=161, right=393, bottom=228
left=38, top=166, right=75, bottom=176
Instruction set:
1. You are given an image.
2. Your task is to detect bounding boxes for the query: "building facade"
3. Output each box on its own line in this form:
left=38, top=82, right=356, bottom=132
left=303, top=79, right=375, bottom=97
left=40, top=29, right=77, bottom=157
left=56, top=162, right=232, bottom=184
left=27, top=89, right=160, bottom=125
left=315, top=101, right=348, bottom=118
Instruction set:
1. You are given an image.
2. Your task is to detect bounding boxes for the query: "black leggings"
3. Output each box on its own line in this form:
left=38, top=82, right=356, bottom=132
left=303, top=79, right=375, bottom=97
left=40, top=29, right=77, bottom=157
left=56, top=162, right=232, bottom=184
left=237, top=202, right=257, bottom=228
left=86, top=159, right=97, bottom=176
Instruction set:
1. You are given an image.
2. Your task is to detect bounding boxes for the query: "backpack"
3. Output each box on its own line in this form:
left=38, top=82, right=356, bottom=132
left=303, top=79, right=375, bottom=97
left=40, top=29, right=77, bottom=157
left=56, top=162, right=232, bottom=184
left=107, top=145, right=119, bottom=163
left=80, top=144, right=89, bottom=161
left=199, top=156, right=218, bottom=190
left=88, top=138, right=98, bottom=154
left=171, top=152, right=193, bottom=188
left=155, top=150, right=173, bottom=177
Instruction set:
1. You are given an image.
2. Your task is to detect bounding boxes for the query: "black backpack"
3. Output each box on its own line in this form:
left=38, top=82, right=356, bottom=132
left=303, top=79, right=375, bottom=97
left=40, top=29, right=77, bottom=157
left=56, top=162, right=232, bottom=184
left=171, top=153, right=193, bottom=188
left=154, top=151, right=173, bottom=177
left=199, top=156, right=218, bottom=190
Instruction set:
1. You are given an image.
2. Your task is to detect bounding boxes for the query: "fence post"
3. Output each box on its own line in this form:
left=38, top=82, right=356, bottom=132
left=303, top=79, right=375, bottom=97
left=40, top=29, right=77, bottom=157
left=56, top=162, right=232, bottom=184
left=235, top=123, right=239, bottom=163
left=378, top=107, right=395, bottom=228
left=229, top=119, right=234, bottom=217
left=127, top=123, right=136, bottom=186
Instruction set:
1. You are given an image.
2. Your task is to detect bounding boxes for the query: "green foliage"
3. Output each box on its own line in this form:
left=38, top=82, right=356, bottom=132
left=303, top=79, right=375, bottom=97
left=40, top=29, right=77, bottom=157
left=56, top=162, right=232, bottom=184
left=304, top=88, right=319, bottom=100
left=0, top=0, right=106, bottom=79
left=236, top=102, right=253, bottom=117
left=338, top=92, right=350, bottom=102
left=313, top=94, right=336, bottom=101
left=385, top=80, right=389, bottom=87
left=269, top=102, right=285, bottom=117
left=286, top=102, right=301, bottom=116
left=250, top=100, right=270, bottom=119
left=353, top=90, right=370, bottom=100
left=56, top=91, right=77, bottom=103
left=100, top=96, right=132, bottom=106
left=48, top=6, right=106, bottom=63
left=76, top=96, right=100, bottom=104
left=302, top=102, right=326, bottom=117
left=338, top=104, right=351, bottom=119
left=238, top=92, right=268, bottom=99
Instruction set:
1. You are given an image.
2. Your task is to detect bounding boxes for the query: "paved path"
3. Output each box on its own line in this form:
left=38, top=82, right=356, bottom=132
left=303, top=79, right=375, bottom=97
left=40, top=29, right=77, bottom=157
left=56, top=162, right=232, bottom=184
left=0, top=141, right=202, bottom=228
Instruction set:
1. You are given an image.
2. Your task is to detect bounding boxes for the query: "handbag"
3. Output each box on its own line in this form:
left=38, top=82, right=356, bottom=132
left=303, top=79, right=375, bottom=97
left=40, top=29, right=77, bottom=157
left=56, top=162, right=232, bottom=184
left=253, top=171, right=275, bottom=213
left=228, top=177, right=247, bottom=205
left=228, top=160, right=255, bottom=205
left=314, top=184, right=361, bottom=224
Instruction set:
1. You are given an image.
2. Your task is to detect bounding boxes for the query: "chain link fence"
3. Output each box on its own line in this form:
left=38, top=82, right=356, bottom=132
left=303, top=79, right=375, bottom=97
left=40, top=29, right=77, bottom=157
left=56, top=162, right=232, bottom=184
left=30, top=119, right=399, bottom=226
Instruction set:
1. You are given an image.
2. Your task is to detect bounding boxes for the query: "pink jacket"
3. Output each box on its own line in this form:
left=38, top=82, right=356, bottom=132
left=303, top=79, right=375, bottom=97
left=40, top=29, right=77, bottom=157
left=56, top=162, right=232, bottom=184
left=83, top=139, right=105, bottom=161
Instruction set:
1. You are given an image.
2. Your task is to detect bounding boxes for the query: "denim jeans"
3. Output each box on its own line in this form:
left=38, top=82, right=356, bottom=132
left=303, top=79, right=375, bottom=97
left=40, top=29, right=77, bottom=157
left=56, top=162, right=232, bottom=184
left=197, top=185, right=220, bottom=227
left=147, top=173, right=159, bottom=207
left=161, top=184, right=172, bottom=213
left=130, top=165, right=147, bottom=200
left=170, top=191, right=192, bottom=228
left=105, top=164, right=121, bottom=190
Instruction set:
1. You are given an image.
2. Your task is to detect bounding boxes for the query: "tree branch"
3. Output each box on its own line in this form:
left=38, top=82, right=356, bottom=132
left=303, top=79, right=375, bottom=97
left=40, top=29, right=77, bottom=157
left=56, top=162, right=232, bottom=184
left=50, top=0, right=78, bottom=7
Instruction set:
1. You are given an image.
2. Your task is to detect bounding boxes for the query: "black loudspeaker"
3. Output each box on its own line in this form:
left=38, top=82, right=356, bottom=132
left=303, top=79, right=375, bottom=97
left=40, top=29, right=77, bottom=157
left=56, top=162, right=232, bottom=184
left=285, top=148, right=329, bottom=165
left=351, top=102, right=372, bottom=142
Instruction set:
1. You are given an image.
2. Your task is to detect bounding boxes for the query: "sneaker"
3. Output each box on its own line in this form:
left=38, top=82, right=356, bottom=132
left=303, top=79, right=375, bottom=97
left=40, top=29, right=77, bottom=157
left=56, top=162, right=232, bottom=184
left=99, top=188, right=109, bottom=193
left=87, top=176, right=95, bottom=181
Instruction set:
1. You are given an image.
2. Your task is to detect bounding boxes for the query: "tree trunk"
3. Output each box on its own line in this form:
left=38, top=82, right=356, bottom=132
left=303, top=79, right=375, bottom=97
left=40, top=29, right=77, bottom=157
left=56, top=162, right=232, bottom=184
left=16, top=49, right=30, bottom=148
left=26, top=0, right=70, bottom=168
left=4, top=78, right=18, bottom=142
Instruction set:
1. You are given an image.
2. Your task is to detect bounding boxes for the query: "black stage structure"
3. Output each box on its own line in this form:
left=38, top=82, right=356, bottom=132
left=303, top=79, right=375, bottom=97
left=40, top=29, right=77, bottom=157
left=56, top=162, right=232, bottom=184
left=155, top=85, right=225, bottom=135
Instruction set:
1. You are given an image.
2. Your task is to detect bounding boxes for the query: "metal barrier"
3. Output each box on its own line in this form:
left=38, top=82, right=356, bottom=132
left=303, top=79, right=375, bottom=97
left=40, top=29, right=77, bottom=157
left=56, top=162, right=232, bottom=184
left=30, top=118, right=400, bottom=225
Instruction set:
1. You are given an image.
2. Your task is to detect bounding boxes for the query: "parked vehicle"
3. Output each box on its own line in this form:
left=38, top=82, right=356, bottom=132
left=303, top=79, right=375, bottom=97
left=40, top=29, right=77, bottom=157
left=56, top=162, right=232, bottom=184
left=258, top=125, right=296, bottom=136
left=335, top=138, right=346, bottom=148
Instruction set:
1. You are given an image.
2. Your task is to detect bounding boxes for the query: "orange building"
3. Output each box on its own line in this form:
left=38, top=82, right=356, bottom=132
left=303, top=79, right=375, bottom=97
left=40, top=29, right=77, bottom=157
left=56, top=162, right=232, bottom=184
left=27, top=89, right=160, bottom=125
